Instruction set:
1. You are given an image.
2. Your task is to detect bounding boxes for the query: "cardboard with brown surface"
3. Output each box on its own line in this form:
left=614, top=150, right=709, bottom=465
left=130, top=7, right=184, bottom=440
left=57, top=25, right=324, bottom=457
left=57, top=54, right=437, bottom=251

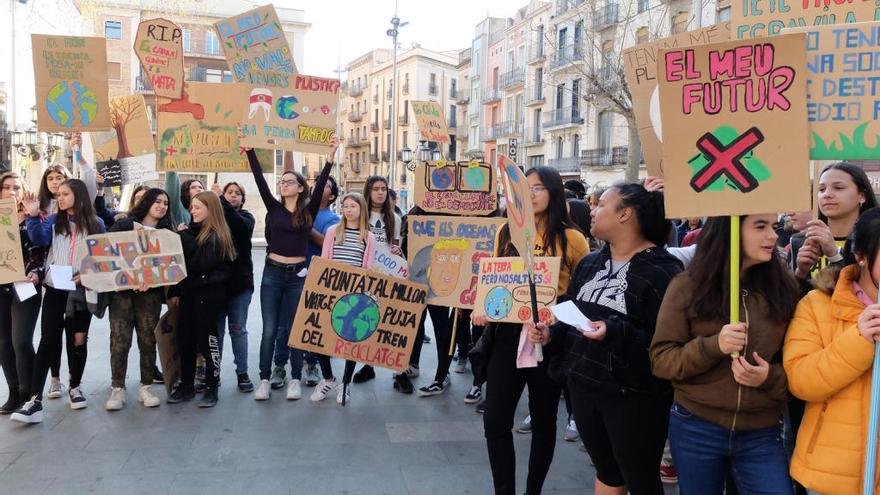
left=31, top=34, right=110, bottom=132
left=0, top=199, right=27, bottom=285
left=77, top=229, right=187, bottom=293
left=214, top=4, right=297, bottom=85
left=497, top=154, right=536, bottom=271
left=414, top=160, right=497, bottom=215
left=474, top=257, right=560, bottom=324
left=731, top=0, right=877, bottom=39
left=658, top=34, right=811, bottom=218
left=134, top=18, right=184, bottom=99
left=411, top=100, right=451, bottom=144
left=288, top=257, right=427, bottom=373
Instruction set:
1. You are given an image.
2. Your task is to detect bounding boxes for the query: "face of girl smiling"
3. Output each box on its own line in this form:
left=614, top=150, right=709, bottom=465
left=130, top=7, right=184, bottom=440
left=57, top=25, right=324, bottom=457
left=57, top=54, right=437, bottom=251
left=148, top=194, right=169, bottom=221
left=190, top=198, right=207, bottom=223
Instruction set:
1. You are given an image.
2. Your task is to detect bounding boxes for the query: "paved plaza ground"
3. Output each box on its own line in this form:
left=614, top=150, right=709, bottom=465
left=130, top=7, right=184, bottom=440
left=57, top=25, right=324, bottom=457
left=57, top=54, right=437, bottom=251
left=0, top=253, right=682, bottom=495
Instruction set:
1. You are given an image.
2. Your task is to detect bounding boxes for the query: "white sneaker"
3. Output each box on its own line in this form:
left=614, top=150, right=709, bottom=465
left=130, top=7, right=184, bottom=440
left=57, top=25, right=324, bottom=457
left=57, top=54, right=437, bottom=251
left=254, top=379, right=271, bottom=400
left=68, top=386, right=87, bottom=410
left=10, top=397, right=43, bottom=424
left=138, top=385, right=161, bottom=408
left=336, top=384, right=351, bottom=405
left=286, top=379, right=302, bottom=400
left=105, top=387, right=125, bottom=411
left=310, top=378, right=337, bottom=402
left=404, top=365, right=419, bottom=378
left=47, top=378, right=63, bottom=399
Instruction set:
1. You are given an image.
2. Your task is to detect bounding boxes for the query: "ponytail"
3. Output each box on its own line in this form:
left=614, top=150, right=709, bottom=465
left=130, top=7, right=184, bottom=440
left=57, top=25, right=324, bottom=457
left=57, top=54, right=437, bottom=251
left=613, top=183, right=670, bottom=247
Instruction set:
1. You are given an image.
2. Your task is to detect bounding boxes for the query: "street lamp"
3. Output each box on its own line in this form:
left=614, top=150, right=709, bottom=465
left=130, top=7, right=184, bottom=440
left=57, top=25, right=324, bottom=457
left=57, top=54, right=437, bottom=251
left=387, top=13, right=408, bottom=190
left=400, top=144, right=412, bottom=164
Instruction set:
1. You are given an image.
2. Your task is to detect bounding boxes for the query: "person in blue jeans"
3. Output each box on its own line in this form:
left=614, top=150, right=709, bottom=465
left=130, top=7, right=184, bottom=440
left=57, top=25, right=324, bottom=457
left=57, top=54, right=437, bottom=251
left=212, top=182, right=256, bottom=393
left=246, top=138, right=338, bottom=401
left=650, top=215, right=801, bottom=495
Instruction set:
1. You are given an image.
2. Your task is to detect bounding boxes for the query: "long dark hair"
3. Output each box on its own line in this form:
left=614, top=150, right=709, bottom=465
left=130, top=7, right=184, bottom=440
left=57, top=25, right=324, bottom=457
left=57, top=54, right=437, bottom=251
left=180, top=179, right=203, bottom=210
left=128, top=188, right=174, bottom=229
left=818, top=162, right=878, bottom=223
left=364, top=175, right=395, bottom=243
left=688, top=216, right=799, bottom=323
left=38, top=164, right=71, bottom=213
left=498, top=166, right=575, bottom=257
left=54, top=179, right=102, bottom=236
left=610, top=183, right=670, bottom=247
left=281, top=170, right=314, bottom=230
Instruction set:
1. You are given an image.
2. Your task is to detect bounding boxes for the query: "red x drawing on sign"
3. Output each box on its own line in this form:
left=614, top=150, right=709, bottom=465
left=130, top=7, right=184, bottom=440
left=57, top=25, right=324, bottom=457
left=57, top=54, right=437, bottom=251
left=165, top=145, right=177, bottom=156
left=690, top=127, right=764, bottom=193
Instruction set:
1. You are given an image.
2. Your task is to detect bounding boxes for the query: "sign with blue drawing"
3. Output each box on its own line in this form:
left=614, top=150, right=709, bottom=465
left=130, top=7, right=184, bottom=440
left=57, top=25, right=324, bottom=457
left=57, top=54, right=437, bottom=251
left=474, top=257, right=560, bottom=324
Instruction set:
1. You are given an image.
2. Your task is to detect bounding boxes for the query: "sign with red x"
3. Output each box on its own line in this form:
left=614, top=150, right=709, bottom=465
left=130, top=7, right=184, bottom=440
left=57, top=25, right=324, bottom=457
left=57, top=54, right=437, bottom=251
left=657, top=34, right=811, bottom=218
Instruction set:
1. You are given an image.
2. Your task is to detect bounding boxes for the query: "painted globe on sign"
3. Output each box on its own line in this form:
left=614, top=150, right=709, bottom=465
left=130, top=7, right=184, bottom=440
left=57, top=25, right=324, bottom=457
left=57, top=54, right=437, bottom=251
left=46, top=82, right=99, bottom=128
left=484, top=286, right=513, bottom=320
left=331, top=293, right=381, bottom=343
left=275, top=95, right=300, bottom=120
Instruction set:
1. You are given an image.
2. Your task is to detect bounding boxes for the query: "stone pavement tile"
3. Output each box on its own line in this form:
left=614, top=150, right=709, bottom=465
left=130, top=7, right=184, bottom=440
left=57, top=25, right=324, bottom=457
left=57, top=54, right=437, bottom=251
left=169, top=470, right=260, bottom=495
left=85, top=424, right=196, bottom=451
left=4, top=448, right=132, bottom=480
left=43, top=473, right=175, bottom=495
left=0, top=452, right=23, bottom=473
left=402, top=464, right=494, bottom=495
left=438, top=440, right=491, bottom=465
left=0, top=472, right=56, bottom=494
left=386, top=420, right=483, bottom=443
left=342, top=440, right=450, bottom=468
left=329, top=465, right=409, bottom=495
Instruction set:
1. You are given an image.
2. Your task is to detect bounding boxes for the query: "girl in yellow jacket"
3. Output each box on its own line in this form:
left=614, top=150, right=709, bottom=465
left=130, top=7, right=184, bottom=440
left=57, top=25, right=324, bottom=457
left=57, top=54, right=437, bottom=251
left=784, top=207, right=880, bottom=495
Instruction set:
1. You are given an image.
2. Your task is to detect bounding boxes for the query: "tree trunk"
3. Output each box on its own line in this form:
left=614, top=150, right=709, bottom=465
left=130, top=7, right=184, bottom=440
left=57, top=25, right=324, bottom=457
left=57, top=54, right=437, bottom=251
left=115, top=124, right=132, bottom=158
left=625, top=116, right=641, bottom=183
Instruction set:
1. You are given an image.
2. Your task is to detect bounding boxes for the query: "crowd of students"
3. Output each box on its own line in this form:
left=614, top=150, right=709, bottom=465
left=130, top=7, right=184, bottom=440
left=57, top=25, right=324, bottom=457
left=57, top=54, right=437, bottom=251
left=0, top=133, right=878, bottom=495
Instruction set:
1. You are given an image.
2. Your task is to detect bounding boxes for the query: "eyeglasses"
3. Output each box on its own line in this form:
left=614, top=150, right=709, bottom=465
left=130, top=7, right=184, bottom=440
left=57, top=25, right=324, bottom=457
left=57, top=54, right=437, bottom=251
left=278, top=179, right=300, bottom=187
left=529, top=186, right=548, bottom=194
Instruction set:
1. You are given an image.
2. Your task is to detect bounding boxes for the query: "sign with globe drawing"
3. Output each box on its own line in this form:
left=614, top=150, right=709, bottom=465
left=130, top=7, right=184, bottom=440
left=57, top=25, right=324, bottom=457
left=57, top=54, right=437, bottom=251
left=289, top=257, right=428, bottom=373
left=237, top=73, right=340, bottom=154
left=473, top=257, right=560, bottom=325
left=414, top=160, right=498, bottom=216
left=31, top=34, right=110, bottom=132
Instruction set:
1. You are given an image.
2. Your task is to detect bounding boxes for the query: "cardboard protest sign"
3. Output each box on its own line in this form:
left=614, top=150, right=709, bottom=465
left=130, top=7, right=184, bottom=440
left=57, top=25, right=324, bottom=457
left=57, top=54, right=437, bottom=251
left=786, top=22, right=880, bottom=160
left=414, top=160, right=498, bottom=215
left=623, top=23, right=731, bottom=176
left=372, top=244, right=409, bottom=279
left=97, top=160, right=122, bottom=187
left=288, top=257, right=427, bottom=373
left=658, top=34, right=811, bottom=218
left=77, top=229, right=187, bottom=292
left=134, top=18, right=184, bottom=99
left=732, top=0, right=878, bottom=39
left=411, top=100, right=451, bottom=144
left=497, top=154, right=537, bottom=269
left=474, top=257, right=560, bottom=324
left=31, top=34, right=110, bottom=132
left=0, top=199, right=27, bottom=285
left=91, top=94, right=159, bottom=183
left=407, top=215, right=505, bottom=309
left=237, top=74, right=340, bottom=154
left=157, top=82, right=273, bottom=172
left=214, top=4, right=297, bottom=86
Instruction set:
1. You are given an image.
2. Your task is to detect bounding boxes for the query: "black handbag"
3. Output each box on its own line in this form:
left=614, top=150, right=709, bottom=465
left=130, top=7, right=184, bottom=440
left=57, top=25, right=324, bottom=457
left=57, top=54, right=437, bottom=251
left=468, top=323, right=497, bottom=386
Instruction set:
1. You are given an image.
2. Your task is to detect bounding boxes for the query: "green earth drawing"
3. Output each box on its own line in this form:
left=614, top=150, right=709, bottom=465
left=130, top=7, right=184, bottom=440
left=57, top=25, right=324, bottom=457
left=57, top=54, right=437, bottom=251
left=46, top=82, right=99, bottom=127
left=330, top=293, right=380, bottom=343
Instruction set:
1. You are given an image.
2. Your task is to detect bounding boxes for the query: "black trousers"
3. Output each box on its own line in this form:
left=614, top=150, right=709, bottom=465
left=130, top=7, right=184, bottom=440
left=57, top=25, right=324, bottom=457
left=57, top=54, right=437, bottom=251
left=569, top=379, right=671, bottom=495
left=178, top=284, right=226, bottom=390
left=30, top=286, right=92, bottom=399
left=0, top=288, right=41, bottom=397
left=484, top=326, right=561, bottom=495
left=427, top=305, right=453, bottom=382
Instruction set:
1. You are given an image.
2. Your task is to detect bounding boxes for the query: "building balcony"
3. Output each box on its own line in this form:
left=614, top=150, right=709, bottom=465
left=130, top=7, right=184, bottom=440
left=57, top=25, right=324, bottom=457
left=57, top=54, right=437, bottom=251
left=549, top=44, right=586, bottom=71
left=496, top=120, right=521, bottom=138
left=428, top=83, right=438, bottom=96
left=346, top=137, right=367, bottom=148
left=527, top=44, right=546, bottom=65
left=523, top=131, right=545, bottom=147
left=398, top=115, right=409, bottom=126
left=543, top=106, right=584, bottom=129
left=500, top=69, right=525, bottom=90
left=482, top=87, right=501, bottom=105
left=402, top=82, right=410, bottom=95
left=184, top=47, right=225, bottom=59
left=593, top=3, right=620, bottom=31
left=381, top=151, right=390, bottom=162
left=455, top=127, right=468, bottom=139
left=456, top=91, right=470, bottom=105
left=386, top=88, right=393, bottom=99
left=370, top=153, right=379, bottom=163
left=481, top=124, right=499, bottom=142
left=373, top=94, right=379, bottom=104
left=525, top=90, right=546, bottom=106
left=349, top=85, right=364, bottom=97
left=383, top=119, right=391, bottom=130
left=547, top=157, right=583, bottom=174
left=581, top=146, right=629, bottom=167
left=370, top=121, right=379, bottom=132
left=347, top=111, right=363, bottom=123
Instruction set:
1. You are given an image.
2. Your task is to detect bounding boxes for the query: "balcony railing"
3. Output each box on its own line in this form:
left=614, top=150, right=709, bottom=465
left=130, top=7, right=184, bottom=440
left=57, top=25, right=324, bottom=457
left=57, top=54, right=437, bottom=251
left=383, top=119, right=391, bottom=130
left=349, top=85, right=364, bottom=97
left=481, top=124, right=500, bottom=142
left=557, top=0, right=587, bottom=14
left=500, top=69, right=525, bottom=90
left=523, top=131, right=545, bottom=147
left=370, top=121, right=379, bottom=132
left=547, top=157, right=583, bottom=173
left=581, top=146, right=629, bottom=167
left=135, top=75, right=153, bottom=93
left=497, top=120, right=521, bottom=138
left=398, top=114, right=409, bottom=125
left=346, top=137, right=367, bottom=148
left=370, top=153, right=379, bottom=163
left=402, top=82, right=410, bottom=95
left=373, top=94, right=379, bottom=104
left=386, top=87, right=393, bottom=99
left=381, top=151, right=390, bottom=162
left=456, top=91, right=470, bottom=105
left=525, top=89, right=545, bottom=106
left=482, top=86, right=501, bottom=104
left=347, top=111, right=363, bottom=123
left=593, top=3, right=620, bottom=30
left=428, top=83, right=438, bottom=96
left=549, top=44, right=585, bottom=71
left=528, top=43, right=546, bottom=64
left=543, top=106, right=583, bottom=129
left=455, top=127, right=468, bottom=139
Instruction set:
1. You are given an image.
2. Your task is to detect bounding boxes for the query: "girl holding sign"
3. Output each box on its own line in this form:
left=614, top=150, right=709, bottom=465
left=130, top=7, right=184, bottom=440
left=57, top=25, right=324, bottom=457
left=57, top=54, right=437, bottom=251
left=476, top=166, right=589, bottom=495
left=650, top=215, right=800, bottom=494
left=12, top=179, right=105, bottom=424
left=313, top=192, right=376, bottom=405
left=529, top=183, right=681, bottom=495
left=246, top=139, right=338, bottom=401
left=783, top=207, right=880, bottom=495
left=104, top=188, right=175, bottom=411
left=167, top=192, right=236, bottom=408
left=0, top=173, right=46, bottom=414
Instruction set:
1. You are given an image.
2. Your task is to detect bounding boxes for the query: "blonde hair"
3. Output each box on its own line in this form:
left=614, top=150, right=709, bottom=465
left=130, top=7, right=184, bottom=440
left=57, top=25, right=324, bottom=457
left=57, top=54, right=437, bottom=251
left=334, top=192, right=369, bottom=246
left=191, top=192, right=237, bottom=262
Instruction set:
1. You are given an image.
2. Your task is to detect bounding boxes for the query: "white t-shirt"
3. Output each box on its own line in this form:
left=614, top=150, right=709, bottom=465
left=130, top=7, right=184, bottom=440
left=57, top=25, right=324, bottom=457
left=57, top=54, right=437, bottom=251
left=369, top=211, right=401, bottom=245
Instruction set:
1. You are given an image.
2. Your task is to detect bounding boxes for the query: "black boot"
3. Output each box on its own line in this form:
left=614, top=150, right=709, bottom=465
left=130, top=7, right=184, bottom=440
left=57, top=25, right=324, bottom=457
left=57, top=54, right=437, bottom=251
left=167, top=384, right=195, bottom=404
left=198, top=387, right=218, bottom=408
left=0, top=386, right=20, bottom=414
